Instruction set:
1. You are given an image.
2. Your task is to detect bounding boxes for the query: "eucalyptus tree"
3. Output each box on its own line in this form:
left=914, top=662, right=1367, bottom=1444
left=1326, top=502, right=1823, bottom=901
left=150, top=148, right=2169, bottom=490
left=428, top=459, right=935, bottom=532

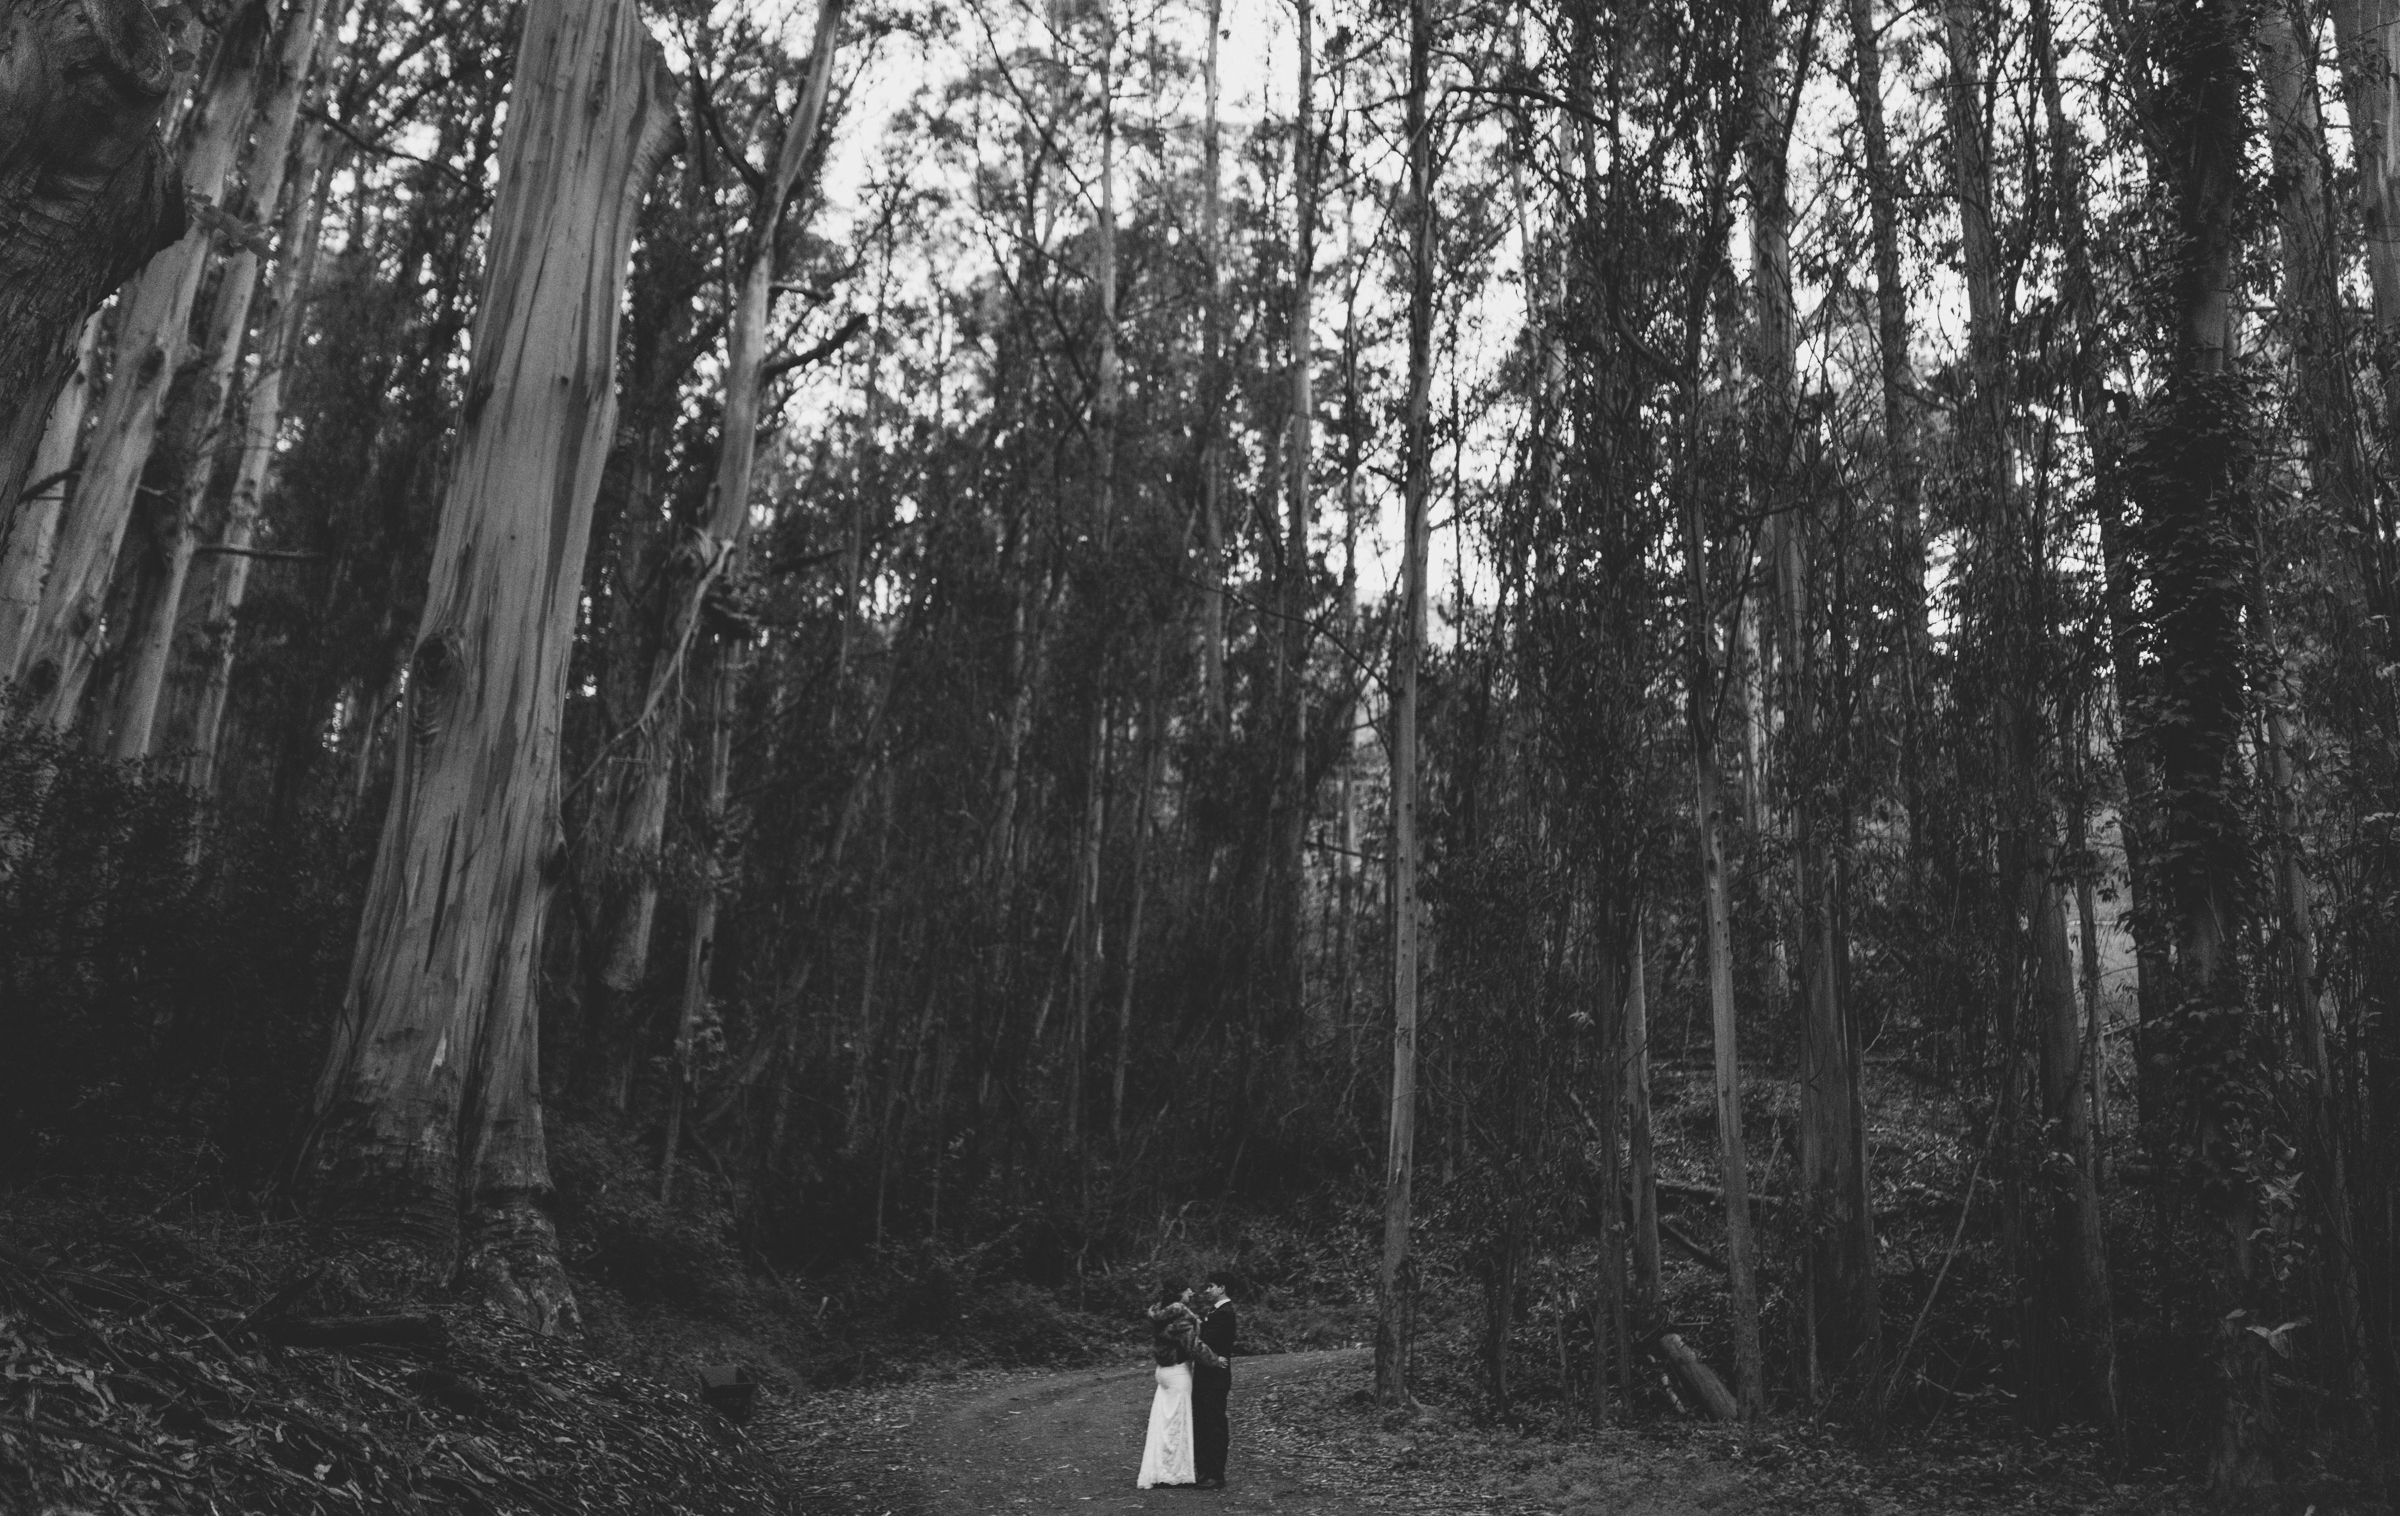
left=0, top=0, right=185, bottom=552
left=300, top=0, right=677, bottom=1327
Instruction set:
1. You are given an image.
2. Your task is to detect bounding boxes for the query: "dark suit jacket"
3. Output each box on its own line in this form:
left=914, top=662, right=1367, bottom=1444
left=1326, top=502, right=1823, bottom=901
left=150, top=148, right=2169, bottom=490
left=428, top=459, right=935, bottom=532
left=1198, top=1300, right=1235, bottom=1378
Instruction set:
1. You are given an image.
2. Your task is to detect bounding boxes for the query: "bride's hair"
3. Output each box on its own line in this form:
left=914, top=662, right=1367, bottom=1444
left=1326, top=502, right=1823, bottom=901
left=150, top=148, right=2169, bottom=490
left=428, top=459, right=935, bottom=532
left=1154, top=1284, right=1184, bottom=1310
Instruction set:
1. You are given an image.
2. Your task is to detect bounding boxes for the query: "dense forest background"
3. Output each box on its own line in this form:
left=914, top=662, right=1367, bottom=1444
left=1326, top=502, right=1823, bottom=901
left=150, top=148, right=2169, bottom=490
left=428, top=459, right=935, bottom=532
left=2, top=0, right=2395, bottom=1504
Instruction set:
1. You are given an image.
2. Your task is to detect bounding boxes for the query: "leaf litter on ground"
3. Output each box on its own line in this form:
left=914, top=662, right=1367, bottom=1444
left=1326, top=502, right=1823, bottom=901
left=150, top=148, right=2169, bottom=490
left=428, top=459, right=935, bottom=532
left=0, top=1238, right=795, bottom=1514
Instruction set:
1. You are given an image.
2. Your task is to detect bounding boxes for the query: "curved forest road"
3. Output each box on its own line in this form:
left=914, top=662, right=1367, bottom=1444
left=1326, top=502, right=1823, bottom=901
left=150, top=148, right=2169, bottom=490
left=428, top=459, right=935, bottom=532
left=774, top=1346, right=2166, bottom=1516
left=922, top=1348, right=1384, bottom=1515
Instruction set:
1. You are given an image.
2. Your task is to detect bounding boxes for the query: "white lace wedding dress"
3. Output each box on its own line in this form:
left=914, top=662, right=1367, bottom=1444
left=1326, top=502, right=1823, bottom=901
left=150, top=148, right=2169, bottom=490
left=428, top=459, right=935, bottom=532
left=1136, top=1361, right=1197, bottom=1487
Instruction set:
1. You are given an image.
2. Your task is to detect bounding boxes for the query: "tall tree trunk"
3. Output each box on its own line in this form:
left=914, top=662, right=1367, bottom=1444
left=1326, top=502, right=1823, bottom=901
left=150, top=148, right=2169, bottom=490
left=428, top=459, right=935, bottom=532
left=2333, top=0, right=2400, bottom=456
left=297, top=0, right=675, bottom=1330
left=2254, top=0, right=2375, bottom=1423
left=1845, top=0, right=1929, bottom=883
left=186, top=126, right=328, bottom=790
left=110, top=0, right=324, bottom=758
left=2141, top=0, right=2263, bottom=1486
left=2034, top=0, right=2170, bottom=1162
left=1752, top=22, right=1879, bottom=1389
left=1947, top=0, right=2111, bottom=1424
left=21, top=1, right=265, bottom=728
left=1623, top=915, right=1662, bottom=1309
left=1377, top=0, right=1434, bottom=1408
left=584, top=0, right=844, bottom=1107
left=1112, top=658, right=1165, bottom=1137
left=1678, top=110, right=1763, bottom=1415
left=1197, top=0, right=1227, bottom=733
left=660, top=633, right=735, bottom=1201
left=1, top=316, right=99, bottom=682
left=1330, top=239, right=1363, bottom=1046
left=1279, top=0, right=1318, bottom=1029
left=0, top=0, right=184, bottom=541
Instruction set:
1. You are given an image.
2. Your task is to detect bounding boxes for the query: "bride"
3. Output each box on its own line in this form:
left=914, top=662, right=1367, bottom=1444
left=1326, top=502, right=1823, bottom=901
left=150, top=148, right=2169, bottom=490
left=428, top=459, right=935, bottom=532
left=1137, top=1286, right=1219, bottom=1488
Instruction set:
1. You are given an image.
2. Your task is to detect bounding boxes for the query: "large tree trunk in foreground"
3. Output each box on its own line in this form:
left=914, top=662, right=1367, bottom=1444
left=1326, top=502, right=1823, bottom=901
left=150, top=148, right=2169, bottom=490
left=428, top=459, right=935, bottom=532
left=1377, top=0, right=1432, bottom=1408
left=584, top=0, right=843, bottom=1109
left=0, top=0, right=184, bottom=545
left=298, top=0, right=675, bottom=1331
left=21, top=0, right=264, bottom=728
left=110, top=0, right=324, bottom=758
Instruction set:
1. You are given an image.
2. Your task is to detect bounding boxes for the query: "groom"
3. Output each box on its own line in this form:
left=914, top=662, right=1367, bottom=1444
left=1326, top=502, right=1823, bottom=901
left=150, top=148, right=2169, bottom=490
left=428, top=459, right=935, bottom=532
left=1193, top=1270, right=1236, bottom=1489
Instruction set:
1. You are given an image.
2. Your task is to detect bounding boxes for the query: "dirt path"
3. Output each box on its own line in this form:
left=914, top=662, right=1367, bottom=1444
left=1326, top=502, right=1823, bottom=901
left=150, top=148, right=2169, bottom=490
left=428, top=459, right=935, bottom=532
left=922, top=1348, right=1384, bottom=1515
left=768, top=1348, right=2183, bottom=1516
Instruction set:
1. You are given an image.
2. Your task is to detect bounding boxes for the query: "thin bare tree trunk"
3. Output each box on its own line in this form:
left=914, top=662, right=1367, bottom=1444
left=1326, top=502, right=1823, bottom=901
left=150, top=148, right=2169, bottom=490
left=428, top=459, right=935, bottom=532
left=111, top=0, right=325, bottom=758
left=187, top=126, right=329, bottom=790
left=1197, top=0, right=1226, bottom=732
left=1844, top=0, right=1926, bottom=844
left=1677, top=134, right=1763, bottom=1418
left=1279, top=0, right=1318, bottom=1026
left=2251, top=0, right=2373, bottom=1426
left=23, top=2, right=267, bottom=729
left=661, top=634, right=735, bottom=1201
left=1751, top=25, right=1880, bottom=1389
left=1112, top=659, right=1165, bottom=1137
left=0, top=0, right=184, bottom=541
left=586, top=0, right=845, bottom=1109
left=1625, top=915, right=1661, bottom=1307
left=1, top=316, right=98, bottom=682
left=2334, top=0, right=2400, bottom=450
left=298, top=0, right=675, bottom=1330
left=1377, top=0, right=1433, bottom=1408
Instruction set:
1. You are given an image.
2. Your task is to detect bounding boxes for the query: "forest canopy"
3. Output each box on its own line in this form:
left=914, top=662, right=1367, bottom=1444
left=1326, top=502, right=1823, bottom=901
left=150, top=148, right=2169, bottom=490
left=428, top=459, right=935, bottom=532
left=0, top=0, right=2394, bottom=1502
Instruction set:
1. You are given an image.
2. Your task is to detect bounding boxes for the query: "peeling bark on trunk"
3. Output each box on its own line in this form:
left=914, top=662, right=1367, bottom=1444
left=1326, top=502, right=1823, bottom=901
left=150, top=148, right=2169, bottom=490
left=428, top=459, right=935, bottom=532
left=110, top=0, right=324, bottom=759
left=0, top=0, right=184, bottom=544
left=1, top=316, right=99, bottom=683
left=298, top=0, right=675, bottom=1331
left=22, top=0, right=265, bottom=729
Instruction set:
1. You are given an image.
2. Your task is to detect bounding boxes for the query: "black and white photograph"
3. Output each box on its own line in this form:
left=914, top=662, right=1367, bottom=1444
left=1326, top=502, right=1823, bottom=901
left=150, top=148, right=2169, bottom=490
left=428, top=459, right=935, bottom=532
left=0, top=0, right=2393, bottom=1507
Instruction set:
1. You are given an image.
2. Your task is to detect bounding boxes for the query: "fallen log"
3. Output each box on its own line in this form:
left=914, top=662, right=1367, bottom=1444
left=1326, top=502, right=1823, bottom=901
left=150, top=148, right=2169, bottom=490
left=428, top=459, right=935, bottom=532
left=1655, top=1178, right=1785, bottom=1209
left=1659, top=1218, right=1725, bottom=1273
left=1655, top=1333, right=1739, bottom=1421
left=254, top=1313, right=447, bottom=1350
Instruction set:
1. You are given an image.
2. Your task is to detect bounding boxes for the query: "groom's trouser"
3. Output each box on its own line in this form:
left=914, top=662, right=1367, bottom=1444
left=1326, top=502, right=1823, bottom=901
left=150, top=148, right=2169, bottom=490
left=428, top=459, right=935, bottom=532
left=1194, top=1366, right=1230, bottom=1480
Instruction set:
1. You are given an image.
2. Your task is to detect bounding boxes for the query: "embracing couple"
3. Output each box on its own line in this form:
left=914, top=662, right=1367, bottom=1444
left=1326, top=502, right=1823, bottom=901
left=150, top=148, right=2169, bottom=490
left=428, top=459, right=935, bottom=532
left=1135, top=1271, right=1236, bottom=1491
